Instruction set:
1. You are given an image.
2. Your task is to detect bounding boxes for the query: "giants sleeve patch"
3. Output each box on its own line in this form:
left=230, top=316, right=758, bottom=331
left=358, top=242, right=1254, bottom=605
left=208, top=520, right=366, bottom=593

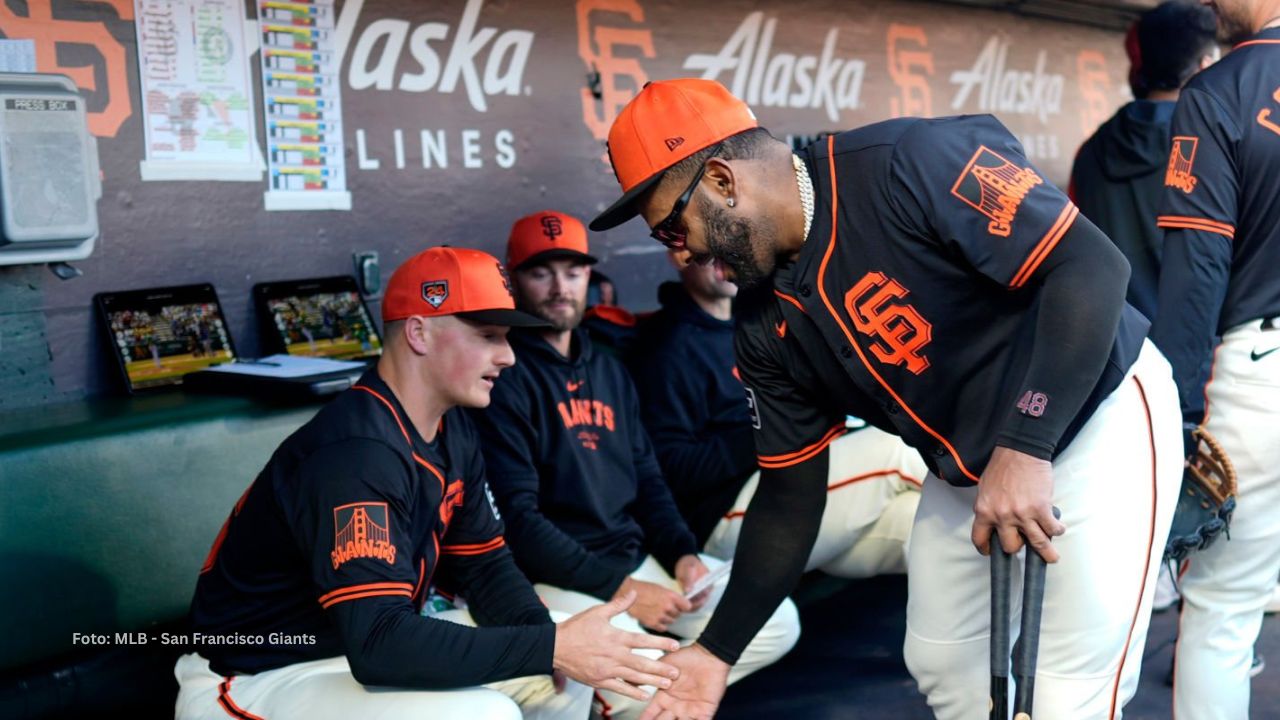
left=1165, top=136, right=1198, bottom=194
left=950, top=145, right=1044, bottom=237
left=331, top=501, right=397, bottom=570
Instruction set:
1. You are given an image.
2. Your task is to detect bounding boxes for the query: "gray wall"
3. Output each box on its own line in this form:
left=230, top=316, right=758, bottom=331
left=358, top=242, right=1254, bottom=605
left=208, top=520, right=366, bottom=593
left=0, top=0, right=1130, bottom=406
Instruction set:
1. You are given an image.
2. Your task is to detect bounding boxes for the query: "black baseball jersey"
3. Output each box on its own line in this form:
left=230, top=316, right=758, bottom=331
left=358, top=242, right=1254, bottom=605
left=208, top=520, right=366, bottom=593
left=737, top=115, right=1147, bottom=485
left=1151, top=28, right=1280, bottom=418
left=473, top=328, right=699, bottom=599
left=191, top=369, right=554, bottom=688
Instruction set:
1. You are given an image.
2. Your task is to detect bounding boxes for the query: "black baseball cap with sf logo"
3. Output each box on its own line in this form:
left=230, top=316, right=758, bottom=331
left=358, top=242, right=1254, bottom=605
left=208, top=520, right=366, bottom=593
left=506, top=210, right=599, bottom=272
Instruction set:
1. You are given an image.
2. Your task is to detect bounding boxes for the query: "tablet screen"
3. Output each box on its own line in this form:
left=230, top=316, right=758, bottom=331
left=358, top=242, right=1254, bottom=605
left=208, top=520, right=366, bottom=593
left=97, top=284, right=236, bottom=392
left=258, top=277, right=382, bottom=361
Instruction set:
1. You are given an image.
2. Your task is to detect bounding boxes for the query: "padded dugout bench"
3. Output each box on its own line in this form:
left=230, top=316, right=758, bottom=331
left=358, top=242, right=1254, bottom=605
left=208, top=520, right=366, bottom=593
left=0, top=394, right=320, bottom=718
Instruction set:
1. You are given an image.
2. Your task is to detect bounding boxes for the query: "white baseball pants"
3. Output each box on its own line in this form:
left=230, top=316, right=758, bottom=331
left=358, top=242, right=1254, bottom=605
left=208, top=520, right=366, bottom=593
left=1174, top=318, right=1280, bottom=720
left=704, top=427, right=926, bottom=577
left=174, top=609, right=591, bottom=720
left=903, top=340, right=1182, bottom=720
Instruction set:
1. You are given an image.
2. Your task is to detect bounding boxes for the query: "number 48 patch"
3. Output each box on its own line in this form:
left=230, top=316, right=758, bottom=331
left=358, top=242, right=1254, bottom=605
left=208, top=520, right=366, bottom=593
left=1017, top=390, right=1049, bottom=418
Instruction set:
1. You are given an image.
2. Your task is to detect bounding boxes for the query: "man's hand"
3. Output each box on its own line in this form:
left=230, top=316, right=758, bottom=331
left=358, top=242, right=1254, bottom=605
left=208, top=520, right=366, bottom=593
left=971, top=446, right=1066, bottom=562
left=675, top=555, right=712, bottom=611
left=554, top=591, right=682, bottom=702
left=615, top=577, right=692, bottom=632
left=638, top=643, right=730, bottom=720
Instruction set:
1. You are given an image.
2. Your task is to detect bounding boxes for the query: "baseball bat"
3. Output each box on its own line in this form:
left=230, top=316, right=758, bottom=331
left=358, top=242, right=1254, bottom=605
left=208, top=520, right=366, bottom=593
left=1011, top=506, right=1059, bottom=720
left=990, top=537, right=1013, bottom=720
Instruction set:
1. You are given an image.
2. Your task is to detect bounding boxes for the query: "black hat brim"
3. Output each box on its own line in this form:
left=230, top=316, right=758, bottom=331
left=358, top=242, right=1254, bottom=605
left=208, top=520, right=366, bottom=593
left=512, top=248, right=599, bottom=272
left=588, top=172, right=663, bottom=232
left=456, top=309, right=550, bottom=328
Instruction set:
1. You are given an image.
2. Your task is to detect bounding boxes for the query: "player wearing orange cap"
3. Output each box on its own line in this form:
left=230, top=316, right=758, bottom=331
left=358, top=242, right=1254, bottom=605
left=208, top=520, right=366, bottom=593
left=591, top=79, right=1183, bottom=720
left=178, top=247, right=681, bottom=720
left=474, top=211, right=800, bottom=720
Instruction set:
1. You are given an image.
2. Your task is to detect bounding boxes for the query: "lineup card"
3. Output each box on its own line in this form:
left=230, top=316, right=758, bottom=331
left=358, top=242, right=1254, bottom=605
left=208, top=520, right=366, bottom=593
left=256, top=0, right=349, bottom=209
left=133, top=0, right=260, bottom=181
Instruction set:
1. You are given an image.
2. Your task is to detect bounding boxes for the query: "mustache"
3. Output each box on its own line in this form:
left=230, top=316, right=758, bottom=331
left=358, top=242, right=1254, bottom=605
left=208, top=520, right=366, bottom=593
left=540, top=296, right=578, bottom=307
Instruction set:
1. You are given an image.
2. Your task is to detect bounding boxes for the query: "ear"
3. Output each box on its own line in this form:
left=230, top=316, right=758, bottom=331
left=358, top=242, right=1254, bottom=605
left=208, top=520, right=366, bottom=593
left=667, top=248, right=692, bottom=269
left=702, top=157, right=736, bottom=202
left=402, top=316, right=433, bottom=356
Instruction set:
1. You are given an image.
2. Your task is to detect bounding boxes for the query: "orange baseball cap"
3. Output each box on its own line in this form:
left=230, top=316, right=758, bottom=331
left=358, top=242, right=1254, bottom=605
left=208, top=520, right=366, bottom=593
left=589, top=78, right=757, bottom=232
left=507, top=210, right=598, bottom=271
left=382, top=246, right=547, bottom=327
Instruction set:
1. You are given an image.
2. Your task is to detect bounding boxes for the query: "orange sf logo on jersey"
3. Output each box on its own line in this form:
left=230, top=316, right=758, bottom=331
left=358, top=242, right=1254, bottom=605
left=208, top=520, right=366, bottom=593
left=1261, top=86, right=1280, bottom=136
left=951, top=146, right=1044, bottom=237
left=439, top=480, right=465, bottom=529
left=845, top=272, right=932, bottom=375
left=576, top=0, right=655, bottom=158
left=1165, top=136, right=1199, bottom=194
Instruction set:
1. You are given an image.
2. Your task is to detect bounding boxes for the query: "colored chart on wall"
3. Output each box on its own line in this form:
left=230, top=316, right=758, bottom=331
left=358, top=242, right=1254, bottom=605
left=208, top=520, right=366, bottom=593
left=257, top=0, right=350, bottom=210
left=134, top=0, right=261, bottom=181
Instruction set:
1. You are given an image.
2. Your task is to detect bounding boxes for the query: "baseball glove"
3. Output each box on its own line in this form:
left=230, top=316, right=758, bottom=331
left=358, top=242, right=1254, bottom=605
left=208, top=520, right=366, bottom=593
left=1164, top=426, right=1238, bottom=566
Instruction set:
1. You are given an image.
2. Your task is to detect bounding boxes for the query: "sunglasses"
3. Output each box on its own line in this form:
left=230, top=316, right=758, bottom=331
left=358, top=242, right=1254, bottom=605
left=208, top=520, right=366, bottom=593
left=650, top=142, right=724, bottom=250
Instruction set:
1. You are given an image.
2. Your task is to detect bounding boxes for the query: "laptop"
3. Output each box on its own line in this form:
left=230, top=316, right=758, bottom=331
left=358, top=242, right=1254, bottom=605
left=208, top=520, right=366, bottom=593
left=252, top=275, right=382, bottom=363
left=94, top=283, right=238, bottom=394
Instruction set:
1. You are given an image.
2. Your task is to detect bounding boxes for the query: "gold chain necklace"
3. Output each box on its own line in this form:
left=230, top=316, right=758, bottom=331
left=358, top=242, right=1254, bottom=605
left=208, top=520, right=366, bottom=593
left=793, top=153, right=815, bottom=242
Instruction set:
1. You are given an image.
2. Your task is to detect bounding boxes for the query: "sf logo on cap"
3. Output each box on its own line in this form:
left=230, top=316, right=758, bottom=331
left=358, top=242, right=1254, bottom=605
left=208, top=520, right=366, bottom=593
left=541, top=215, right=563, bottom=241
left=495, top=261, right=514, bottom=297
left=422, top=280, right=449, bottom=309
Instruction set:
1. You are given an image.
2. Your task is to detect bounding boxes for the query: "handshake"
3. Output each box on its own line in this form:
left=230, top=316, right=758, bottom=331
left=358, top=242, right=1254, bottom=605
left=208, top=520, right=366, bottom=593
left=550, top=554, right=727, bottom=703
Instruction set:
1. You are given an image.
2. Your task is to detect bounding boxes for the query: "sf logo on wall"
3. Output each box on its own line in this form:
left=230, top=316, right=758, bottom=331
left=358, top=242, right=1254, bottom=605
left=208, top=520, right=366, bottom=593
left=886, top=24, right=933, bottom=118
left=577, top=0, right=654, bottom=156
left=0, top=0, right=135, bottom=137
left=845, top=271, right=933, bottom=376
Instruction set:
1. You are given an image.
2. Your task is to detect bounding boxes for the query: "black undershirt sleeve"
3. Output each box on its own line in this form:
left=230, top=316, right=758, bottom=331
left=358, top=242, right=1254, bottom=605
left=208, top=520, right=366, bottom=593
left=696, top=452, right=828, bottom=664
left=329, top=597, right=555, bottom=689
left=995, top=214, right=1130, bottom=458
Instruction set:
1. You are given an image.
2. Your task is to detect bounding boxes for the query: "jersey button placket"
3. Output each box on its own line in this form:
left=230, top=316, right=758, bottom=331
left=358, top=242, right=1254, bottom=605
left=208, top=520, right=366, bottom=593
left=799, top=284, right=812, bottom=297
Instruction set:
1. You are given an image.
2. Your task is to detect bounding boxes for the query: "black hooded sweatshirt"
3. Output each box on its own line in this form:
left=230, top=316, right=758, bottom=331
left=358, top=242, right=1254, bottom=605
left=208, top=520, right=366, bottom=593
left=630, top=282, right=759, bottom=547
left=1070, top=99, right=1176, bottom=319
left=472, top=328, right=699, bottom=599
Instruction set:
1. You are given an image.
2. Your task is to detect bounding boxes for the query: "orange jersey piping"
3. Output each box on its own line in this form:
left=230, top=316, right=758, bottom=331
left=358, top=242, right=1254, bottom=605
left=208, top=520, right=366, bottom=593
left=1009, top=203, right=1079, bottom=288
left=757, top=424, right=845, bottom=469
left=816, top=135, right=980, bottom=483
left=1156, top=215, right=1236, bottom=240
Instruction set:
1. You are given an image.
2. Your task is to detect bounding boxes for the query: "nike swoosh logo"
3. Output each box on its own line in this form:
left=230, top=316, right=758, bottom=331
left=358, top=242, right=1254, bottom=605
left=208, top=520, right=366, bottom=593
left=566, top=380, right=583, bottom=392
left=1251, top=347, right=1279, bottom=362
left=775, top=320, right=787, bottom=338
